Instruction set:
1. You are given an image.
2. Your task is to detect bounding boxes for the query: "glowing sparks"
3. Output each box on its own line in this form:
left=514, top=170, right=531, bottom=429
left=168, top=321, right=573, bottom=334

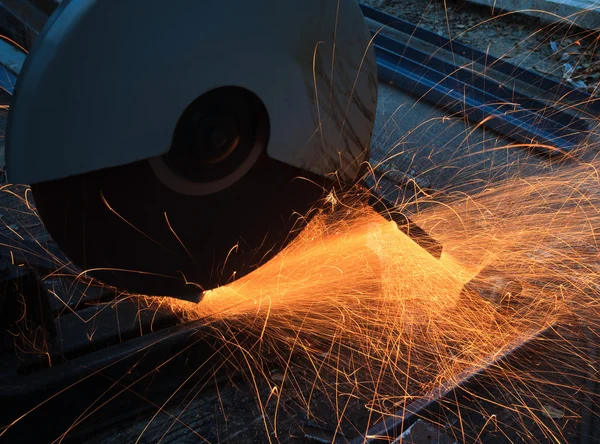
left=146, top=161, right=600, bottom=441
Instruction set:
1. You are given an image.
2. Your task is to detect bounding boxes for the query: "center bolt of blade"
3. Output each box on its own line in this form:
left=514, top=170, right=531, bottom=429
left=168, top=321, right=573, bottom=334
left=196, top=113, right=240, bottom=164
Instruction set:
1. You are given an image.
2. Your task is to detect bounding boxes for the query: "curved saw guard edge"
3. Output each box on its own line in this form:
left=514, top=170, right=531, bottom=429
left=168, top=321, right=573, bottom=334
left=6, top=0, right=378, bottom=185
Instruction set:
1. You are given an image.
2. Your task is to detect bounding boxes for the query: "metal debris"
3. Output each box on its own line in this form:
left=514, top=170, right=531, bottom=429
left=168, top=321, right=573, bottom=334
left=542, top=404, right=565, bottom=419
left=551, top=39, right=600, bottom=95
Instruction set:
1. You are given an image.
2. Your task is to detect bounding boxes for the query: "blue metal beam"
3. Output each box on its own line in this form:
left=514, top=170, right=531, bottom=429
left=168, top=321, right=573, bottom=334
left=362, top=3, right=597, bottom=155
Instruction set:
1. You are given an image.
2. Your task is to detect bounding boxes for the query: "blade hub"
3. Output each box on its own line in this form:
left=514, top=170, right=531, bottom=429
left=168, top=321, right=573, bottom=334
left=193, top=112, right=240, bottom=164
left=155, top=86, right=270, bottom=194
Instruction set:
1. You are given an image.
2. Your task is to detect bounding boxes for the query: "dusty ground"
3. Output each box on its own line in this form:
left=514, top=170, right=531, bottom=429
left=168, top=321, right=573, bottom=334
left=363, top=0, right=600, bottom=94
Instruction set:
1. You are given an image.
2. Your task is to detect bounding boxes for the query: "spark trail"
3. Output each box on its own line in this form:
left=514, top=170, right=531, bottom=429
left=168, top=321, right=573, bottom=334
left=148, top=159, right=600, bottom=442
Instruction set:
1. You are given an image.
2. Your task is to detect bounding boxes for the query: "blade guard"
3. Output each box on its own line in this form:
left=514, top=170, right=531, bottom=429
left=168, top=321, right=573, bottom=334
left=7, top=0, right=378, bottom=186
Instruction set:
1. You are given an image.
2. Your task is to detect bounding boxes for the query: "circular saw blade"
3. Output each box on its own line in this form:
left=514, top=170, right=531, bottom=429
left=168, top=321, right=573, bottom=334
left=32, top=154, right=327, bottom=297
left=15, top=0, right=378, bottom=296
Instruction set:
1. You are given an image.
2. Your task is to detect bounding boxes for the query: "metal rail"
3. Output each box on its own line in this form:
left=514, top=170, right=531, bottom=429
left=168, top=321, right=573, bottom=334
left=360, top=4, right=600, bottom=115
left=362, top=4, right=596, bottom=155
left=351, top=327, right=550, bottom=443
